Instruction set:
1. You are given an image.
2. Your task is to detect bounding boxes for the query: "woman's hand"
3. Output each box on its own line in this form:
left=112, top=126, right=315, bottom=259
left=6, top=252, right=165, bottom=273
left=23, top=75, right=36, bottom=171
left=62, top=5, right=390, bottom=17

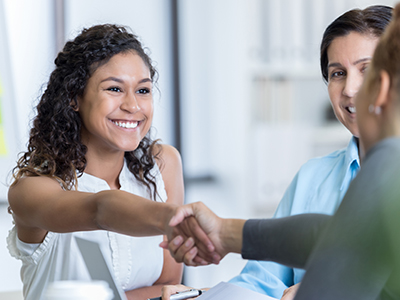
left=163, top=202, right=245, bottom=266
left=161, top=284, right=198, bottom=300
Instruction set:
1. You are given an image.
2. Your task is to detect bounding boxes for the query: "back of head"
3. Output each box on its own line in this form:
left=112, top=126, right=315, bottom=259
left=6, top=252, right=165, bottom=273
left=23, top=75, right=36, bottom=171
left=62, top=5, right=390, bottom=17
left=369, top=3, right=400, bottom=93
left=320, top=5, right=393, bottom=82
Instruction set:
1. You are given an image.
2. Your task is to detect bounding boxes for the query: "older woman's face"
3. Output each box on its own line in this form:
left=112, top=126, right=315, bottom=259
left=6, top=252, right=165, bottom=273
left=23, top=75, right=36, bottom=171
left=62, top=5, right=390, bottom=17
left=327, top=32, right=379, bottom=137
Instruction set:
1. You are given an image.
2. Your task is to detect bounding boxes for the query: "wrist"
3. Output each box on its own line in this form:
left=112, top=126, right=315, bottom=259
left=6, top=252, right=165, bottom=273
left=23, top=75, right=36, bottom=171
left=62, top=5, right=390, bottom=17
left=220, top=218, right=246, bottom=254
left=159, top=203, right=179, bottom=235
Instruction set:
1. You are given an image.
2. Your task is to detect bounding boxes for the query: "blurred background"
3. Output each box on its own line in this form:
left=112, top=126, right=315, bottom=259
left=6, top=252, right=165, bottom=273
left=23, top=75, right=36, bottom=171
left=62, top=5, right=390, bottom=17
left=0, top=0, right=397, bottom=295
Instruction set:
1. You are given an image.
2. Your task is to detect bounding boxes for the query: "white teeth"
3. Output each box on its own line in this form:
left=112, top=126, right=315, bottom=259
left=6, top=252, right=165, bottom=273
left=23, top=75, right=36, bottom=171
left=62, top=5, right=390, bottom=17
left=348, top=107, right=356, bottom=113
left=113, top=121, right=138, bottom=129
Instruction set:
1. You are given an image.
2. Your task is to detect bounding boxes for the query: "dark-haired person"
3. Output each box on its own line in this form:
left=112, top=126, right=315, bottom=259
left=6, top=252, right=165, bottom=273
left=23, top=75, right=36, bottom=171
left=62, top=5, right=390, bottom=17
left=166, top=6, right=400, bottom=296
left=160, top=5, right=393, bottom=300
left=227, top=5, right=393, bottom=299
left=6, top=24, right=214, bottom=300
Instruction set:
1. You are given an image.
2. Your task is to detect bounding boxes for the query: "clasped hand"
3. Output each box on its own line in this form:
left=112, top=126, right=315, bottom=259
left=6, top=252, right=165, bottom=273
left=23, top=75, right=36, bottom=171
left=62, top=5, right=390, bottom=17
left=162, top=202, right=229, bottom=266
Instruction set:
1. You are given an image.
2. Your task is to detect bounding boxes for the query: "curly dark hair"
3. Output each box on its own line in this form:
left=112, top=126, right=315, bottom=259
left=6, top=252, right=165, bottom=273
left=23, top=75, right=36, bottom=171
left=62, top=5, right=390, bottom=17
left=320, top=5, right=393, bottom=83
left=12, top=24, right=162, bottom=200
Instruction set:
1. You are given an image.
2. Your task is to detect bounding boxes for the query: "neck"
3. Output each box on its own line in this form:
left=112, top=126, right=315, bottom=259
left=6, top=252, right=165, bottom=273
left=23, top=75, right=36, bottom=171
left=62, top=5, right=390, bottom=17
left=84, top=149, right=125, bottom=190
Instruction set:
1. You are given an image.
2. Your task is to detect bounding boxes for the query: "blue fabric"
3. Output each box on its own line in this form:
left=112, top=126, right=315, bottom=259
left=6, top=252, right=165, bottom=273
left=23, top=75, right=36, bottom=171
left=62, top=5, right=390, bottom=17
left=229, top=137, right=360, bottom=298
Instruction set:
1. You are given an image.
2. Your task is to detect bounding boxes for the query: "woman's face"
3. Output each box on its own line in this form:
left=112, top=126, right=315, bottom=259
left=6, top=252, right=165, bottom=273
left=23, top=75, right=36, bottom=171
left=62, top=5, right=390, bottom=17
left=327, top=31, right=379, bottom=137
left=77, top=51, right=154, bottom=154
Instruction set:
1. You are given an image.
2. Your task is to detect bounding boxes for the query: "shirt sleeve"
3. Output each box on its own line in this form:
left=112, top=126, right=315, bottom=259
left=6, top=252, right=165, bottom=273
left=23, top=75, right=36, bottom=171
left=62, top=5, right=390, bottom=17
left=228, top=260, right=294, bottom=298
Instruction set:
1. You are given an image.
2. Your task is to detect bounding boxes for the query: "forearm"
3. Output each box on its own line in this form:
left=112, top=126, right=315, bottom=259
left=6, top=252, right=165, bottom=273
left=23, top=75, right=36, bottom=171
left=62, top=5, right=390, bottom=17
left=95, top=190, right=177, bottom=237
left=242, top=214, right=330, bottom=268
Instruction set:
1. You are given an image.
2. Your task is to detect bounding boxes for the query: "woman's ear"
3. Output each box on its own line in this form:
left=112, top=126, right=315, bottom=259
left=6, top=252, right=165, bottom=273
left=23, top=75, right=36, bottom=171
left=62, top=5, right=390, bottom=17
left=70, top=97, right=79, bottom=112
left=375, top=70, right=391, bottom=109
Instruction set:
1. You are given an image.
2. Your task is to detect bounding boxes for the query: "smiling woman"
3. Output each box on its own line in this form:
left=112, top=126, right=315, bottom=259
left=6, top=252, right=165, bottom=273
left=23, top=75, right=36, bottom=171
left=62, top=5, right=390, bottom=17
left=76, top=52, right=154, bottom=170
left=5, top=24, right=213, bottom=300
left=326, top=31, right=379, bottom=138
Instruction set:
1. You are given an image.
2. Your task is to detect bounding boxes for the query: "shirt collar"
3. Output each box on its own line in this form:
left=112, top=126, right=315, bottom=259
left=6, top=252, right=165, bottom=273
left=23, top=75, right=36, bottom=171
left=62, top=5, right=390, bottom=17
left=78, top=159, right=129, bottom=192
left=340, top=136, right=360, bottom=191
left=345, top=136, right=360, bottom=168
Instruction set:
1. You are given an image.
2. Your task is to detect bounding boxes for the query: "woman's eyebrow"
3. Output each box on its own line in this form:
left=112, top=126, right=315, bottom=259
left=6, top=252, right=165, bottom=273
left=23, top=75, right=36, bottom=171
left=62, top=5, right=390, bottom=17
left=328, top=62, right=342, bottom=69
left=139, top=78, right=152, bottom=84
left=100, top=76, right=124, bottom=83
left=100, top=77, right=152, bottom=84
left=352, top=57, right=372, bottom=65
left=328, top=57, right=372, bottom=69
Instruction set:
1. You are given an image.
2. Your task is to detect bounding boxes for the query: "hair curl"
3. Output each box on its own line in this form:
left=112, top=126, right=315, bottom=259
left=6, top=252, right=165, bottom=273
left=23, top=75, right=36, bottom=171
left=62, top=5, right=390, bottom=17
left=12, top=24, right=161, bottom=199
left=320, top=5, right=393, bottom=83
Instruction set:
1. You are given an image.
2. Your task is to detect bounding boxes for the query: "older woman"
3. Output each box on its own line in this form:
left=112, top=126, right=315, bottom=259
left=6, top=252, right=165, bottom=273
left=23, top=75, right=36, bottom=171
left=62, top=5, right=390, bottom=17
left=167, top=3, right=400, bottom=298
left=160, top=5, right=393, bottom=300
left=227, top=5, right=392, bottom=299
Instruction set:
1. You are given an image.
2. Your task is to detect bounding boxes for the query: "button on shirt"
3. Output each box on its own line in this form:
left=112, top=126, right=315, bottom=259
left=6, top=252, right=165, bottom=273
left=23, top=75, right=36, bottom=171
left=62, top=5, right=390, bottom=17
left=229, top=137, right=360, bottom=298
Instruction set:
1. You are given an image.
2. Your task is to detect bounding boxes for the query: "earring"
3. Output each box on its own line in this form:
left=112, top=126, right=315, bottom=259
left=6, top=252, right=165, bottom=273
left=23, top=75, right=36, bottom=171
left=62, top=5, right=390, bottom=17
left=368, top=104, right=381, bottom=115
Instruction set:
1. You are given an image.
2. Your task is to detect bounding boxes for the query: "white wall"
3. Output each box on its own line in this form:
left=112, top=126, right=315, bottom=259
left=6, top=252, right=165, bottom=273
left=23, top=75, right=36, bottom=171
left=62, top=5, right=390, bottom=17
left=1, top=0, right=399, bottom=293
left=0, top=0, right=54, bottom=292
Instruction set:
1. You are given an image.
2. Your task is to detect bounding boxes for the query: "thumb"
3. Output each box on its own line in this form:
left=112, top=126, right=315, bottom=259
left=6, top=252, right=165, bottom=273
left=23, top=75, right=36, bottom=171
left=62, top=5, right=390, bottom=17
left=169, top=205, right=194, bottom=226
left=159, top=241, right=169, bottom=249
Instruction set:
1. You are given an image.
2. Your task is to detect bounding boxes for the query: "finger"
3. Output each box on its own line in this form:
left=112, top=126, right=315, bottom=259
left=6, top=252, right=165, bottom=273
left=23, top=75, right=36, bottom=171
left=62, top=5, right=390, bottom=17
left=168, top=235, right=185, bottom=255
left=174, top=237, right=195, bottom=264
left=169, top=205, right=194, bottom=226
left=194, top=248, right=221, bottom=265
left=187, top=216, right=215, bottom=252
left=192, top=255, right=211, bottom=266
left=183, top=246, right=199, bottom=266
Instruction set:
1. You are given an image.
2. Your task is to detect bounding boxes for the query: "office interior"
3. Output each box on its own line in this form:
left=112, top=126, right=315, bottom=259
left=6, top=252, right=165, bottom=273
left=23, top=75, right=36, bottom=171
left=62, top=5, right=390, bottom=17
left=0, top=0, right=397, bottom=297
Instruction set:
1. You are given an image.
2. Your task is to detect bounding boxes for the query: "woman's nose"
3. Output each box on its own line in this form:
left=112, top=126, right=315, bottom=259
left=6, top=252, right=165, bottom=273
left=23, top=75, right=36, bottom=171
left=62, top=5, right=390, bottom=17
left=343, top=73, right=362, bottom=98
left=120, top=93, right=140, bottom=113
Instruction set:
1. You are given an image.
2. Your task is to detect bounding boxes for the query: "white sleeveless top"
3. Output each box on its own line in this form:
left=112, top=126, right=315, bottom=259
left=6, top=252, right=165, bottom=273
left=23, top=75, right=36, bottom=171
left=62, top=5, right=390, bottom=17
left=7, top=160, right=166, bottom=300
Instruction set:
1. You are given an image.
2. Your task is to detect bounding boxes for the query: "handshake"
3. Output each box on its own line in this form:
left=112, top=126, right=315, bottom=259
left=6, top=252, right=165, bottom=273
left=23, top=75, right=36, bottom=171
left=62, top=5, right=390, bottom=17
left=161, top=202, right=246, bottom=266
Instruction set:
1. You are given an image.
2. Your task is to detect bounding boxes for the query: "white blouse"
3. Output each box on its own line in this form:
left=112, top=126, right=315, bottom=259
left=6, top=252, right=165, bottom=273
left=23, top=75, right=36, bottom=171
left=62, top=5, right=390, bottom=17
left=7, top=160, right=167, bottom=300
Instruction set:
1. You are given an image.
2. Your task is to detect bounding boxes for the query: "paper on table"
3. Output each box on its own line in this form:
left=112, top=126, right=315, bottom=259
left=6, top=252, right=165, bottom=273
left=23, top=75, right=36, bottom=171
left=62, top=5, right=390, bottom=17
left=197, top=281, right=279, bottom=300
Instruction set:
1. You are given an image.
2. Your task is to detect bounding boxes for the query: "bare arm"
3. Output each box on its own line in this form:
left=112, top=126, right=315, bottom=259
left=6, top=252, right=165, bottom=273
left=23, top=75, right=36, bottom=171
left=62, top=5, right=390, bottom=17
left=8, top=175, right=177, bottom=244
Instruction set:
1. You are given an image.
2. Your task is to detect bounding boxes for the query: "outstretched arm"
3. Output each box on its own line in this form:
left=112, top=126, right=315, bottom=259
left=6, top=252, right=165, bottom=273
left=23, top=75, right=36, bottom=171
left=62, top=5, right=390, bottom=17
left=166, top=202, right=330, bottom=268
left=8, top=176, right=180, bottom=244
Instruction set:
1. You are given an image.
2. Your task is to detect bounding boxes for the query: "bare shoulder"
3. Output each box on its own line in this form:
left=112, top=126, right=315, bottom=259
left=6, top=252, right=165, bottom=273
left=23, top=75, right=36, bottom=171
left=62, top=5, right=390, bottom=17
left=154, top=144, right=184, bottom=205
left=8, top=176, right=64, bottom=205
left=154, top=144, right=182, bottom=173
left=8, top=176, right=67, bottom=241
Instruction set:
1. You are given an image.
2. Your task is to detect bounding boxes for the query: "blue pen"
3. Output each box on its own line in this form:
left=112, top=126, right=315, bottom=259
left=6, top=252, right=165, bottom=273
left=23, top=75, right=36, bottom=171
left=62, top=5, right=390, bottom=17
left=147, top=288, right=204, bottom=300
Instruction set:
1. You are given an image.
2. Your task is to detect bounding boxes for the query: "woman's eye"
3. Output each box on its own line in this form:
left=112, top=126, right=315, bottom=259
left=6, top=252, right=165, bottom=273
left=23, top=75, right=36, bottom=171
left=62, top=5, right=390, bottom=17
left=330, top=71, right=345, bottom=79
left=137, top=88, right=150, bottom=94
left=107, top=87, right=122, bottom=92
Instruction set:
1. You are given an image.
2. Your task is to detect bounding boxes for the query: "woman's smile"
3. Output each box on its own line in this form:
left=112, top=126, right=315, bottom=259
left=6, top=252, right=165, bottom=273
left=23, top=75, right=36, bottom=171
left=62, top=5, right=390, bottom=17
left=110, top=119, right=140, bottom=129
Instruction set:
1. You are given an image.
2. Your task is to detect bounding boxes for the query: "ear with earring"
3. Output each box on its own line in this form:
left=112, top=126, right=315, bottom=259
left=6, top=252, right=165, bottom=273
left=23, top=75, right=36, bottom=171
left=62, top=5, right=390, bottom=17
left=369, top=104, right=381, bottom=115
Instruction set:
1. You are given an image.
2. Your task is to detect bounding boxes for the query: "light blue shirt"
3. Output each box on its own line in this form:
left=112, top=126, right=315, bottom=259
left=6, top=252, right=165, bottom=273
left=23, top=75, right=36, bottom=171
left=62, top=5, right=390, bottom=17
left=229, top=137, right=360, bottom=298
